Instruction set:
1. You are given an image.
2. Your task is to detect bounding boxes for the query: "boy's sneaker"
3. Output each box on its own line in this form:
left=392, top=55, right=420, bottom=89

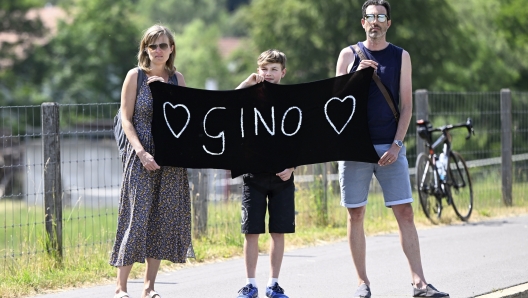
left=413, top=284, right=449, bottom=297
left=266, top=282, right=289, bottom=298
left=237, top=284, right=258, bottom=298
left=354, top=283, right=371, bottom=298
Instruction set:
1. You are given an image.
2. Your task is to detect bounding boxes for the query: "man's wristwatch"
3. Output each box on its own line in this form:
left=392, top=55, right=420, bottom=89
left=393, top=140, right=403, bottom=148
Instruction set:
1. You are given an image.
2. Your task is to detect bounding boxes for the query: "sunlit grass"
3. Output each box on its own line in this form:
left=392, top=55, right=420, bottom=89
left=1, top=177, right=527, bottom=297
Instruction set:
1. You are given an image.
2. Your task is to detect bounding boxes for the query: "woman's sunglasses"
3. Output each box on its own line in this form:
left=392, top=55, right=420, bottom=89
left=147, top=43, right=170, bottom=51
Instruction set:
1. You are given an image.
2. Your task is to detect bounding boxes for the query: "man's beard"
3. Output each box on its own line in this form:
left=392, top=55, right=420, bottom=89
left=368, top=27, right=385, bottom=39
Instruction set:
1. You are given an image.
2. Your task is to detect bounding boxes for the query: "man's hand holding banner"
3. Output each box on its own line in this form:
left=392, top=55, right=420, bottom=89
left=150, top=68, right=378, bottom=177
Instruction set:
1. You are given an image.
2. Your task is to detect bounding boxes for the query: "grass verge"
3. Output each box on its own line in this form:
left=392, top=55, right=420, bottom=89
left=1, top=181, right=527, bottom=297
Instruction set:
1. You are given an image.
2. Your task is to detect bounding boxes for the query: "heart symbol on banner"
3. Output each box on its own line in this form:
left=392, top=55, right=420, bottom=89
left=163, top=102, right=190, bottom=138
left=324, top=95, right=356, bottom=134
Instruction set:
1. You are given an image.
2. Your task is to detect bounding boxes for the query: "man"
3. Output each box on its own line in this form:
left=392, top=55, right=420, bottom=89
left=335, top=1, right=449, bottom=297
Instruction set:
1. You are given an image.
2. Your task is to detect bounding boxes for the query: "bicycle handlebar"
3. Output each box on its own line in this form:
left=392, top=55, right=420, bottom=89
left=419, top=117, right=475, bottom=140
left=464, top=118, right=475, bottom=140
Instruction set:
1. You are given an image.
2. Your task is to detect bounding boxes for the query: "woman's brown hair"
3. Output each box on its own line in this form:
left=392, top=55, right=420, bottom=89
left=137, top=24, right=177, bottom=75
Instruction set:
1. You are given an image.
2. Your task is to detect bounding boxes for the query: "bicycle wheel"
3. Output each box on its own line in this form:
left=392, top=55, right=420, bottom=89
left=446, top=151, right=473, bottom=221
left=416, top=152, right=441, bottom=224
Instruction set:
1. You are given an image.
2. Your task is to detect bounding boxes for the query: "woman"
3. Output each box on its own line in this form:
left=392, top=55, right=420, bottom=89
left=109, top=24, right=194, bottom=298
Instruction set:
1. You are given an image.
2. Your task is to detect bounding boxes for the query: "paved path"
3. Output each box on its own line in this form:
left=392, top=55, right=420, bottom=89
left=29, top=215, right=528, bottom=298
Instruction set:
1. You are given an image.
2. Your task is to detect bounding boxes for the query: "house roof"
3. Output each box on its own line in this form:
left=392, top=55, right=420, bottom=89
left=0, top=5, right=66, bottom=67
left=217, top=37, right=242, bottom=59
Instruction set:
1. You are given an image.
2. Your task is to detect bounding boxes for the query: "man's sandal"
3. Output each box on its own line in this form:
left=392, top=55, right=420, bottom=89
left=113, top=292, right=129, bottom=298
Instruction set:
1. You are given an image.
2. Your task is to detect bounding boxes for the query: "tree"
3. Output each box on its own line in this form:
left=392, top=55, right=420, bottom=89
left=239, top=0, right=495, bottom=90
left=135, top=0, right=227, bottom=34
left=496, top=0, right=528, bottom=90
left=0, top=0, right=46, bottom=66
left=227, top=0, right=250, bottom=12
left=0, top=0, right=47, bottom=105
left=175, top=20, right=231, bottom=89
left=9, top=0, right=139, bottom=104
left=238, top=0, right=362, bottom=84
left=496, top=0, right=528, bottom=51
left=427, top=0, right=520, bottom=91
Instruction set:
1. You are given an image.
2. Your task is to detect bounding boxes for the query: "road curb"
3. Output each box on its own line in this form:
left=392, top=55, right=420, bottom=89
left=474, top=283, right=528, bottom=298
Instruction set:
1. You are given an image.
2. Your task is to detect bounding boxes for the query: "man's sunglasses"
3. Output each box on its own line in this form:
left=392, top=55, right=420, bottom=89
left=364, top=14, right=388, bottom=23
left=147, top=43, right=170, bottom=51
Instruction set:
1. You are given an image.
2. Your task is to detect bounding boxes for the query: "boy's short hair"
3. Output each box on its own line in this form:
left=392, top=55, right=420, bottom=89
left=257, top=49, right=287, bottom=70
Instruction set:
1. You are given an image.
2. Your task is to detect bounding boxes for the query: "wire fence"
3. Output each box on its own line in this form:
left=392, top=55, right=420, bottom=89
left=1, top=91, right=527, bottom=271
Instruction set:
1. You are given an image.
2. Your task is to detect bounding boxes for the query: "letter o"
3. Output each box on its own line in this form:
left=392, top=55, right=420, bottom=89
left=281, top=106, right=302, bottom=136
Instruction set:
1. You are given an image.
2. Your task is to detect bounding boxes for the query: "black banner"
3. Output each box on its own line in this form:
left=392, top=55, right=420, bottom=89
left=151, top=68, right=379, bottom=177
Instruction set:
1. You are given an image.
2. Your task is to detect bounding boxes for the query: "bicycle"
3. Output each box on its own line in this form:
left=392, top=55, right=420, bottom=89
left=415, top=117, right=475, bottom=224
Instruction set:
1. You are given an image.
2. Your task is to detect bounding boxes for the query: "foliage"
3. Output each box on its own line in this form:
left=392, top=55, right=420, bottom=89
left=495, top=0, right=528, bottom=90
left=1, top=0, right=528, bottom=107
left=496, top=0, right=528, bottom=50
left=227, top=0, right=250, bottom=12
left=439, top=0, right=520, bottom=91
left=6, top=0, right=139, bottom=104
left=238, top=0, right=527, bottom=91
left=222, top=40, right=261, bottom=88
left=238, top=0, right=362, bottom=84
left=382, top=0, right=476, bottom=91
left=134, top=0, right=228, bottom=34
left=0, top=0, right=47, bottom=105
left=0, top=0, right=46, bottom=65
left=174, top=20, right=231, bottom=89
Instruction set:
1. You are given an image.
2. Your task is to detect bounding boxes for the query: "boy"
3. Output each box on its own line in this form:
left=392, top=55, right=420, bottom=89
left=235, top=49, right=294, bottom=298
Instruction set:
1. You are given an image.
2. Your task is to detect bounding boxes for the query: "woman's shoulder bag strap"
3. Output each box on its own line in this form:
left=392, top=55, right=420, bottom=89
left=114, top=68, right=144, bottom=157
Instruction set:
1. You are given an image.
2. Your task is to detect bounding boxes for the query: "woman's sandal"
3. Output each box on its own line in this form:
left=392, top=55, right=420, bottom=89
left=113, top=292, right=130, bottom=298
left=147, top=290, right=161, bottom=298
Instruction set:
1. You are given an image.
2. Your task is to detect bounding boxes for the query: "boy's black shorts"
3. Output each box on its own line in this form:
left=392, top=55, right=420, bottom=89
left=241, top=172, right=295, bottom=234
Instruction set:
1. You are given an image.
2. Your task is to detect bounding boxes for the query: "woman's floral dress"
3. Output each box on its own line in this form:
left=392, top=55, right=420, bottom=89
left=110, top=73, right=195, bottom=266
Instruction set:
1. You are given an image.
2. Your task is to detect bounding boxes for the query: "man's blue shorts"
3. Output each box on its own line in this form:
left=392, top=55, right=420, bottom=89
left=338, top=144, right=413, bottom=208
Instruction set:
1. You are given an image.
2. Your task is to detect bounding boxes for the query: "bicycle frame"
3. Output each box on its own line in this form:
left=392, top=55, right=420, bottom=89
left=420, top=117, right=473, bottom=165
left=429, top=137, right=452, bottom=206
left=420, top=144, right=449, bottom=202
left=416, top=118, right=474, bottom=222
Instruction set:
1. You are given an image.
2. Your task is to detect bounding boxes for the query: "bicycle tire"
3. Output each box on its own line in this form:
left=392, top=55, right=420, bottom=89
left=446, top=151, right=473, bottom=221
left=416, top=152, right=441, bottom=224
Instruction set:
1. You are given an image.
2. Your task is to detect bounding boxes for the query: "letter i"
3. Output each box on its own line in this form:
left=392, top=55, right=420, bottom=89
left=241, top=108, right=244, bottom=138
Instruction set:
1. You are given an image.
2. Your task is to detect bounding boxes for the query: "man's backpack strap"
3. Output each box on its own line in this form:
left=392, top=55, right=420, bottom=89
left=351, top=44, right=400, bottom=123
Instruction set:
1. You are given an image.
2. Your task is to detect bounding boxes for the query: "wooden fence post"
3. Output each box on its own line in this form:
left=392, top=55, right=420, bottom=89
left=322, top=162, right=328, bottom=218
left=190, top=169, right=208, bottom=237
left=41, top=102, right=63, bottom=260
left=313, top=163, right=328, bottom=226
left=500, top=89, right=513, bottom=206
left=415, top=89, right=429, bottom=158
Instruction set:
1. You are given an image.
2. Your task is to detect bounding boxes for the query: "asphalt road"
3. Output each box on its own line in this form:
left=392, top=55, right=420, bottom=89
left=28, top=215, right=528, bottom=298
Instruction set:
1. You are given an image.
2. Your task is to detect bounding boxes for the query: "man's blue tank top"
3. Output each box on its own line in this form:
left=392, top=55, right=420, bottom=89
left=349, top=42, right=403, bottom=144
